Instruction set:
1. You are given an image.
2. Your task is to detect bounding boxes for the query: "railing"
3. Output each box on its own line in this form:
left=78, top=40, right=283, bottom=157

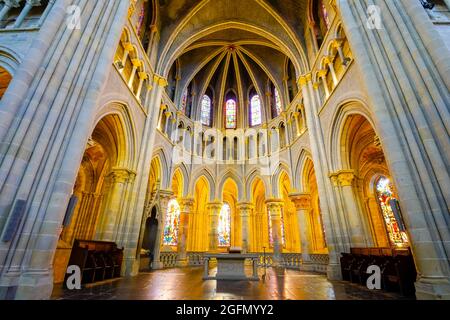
left=282, top=253, right=302, bottom=269
left=187, top=252, right=205, bottom=266
left=0, top=0, right=54, bottom=30
left=159, top=252, right=330, bottom=274
left=160, top=252, right=178, bottom=268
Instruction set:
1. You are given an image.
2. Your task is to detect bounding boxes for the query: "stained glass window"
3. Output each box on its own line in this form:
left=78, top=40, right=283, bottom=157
left=274, top=88, right=282, bottom=117
left=268, top=209, right=286, bottom=247
left=201, top=95, right=212, bottom=126
left=321, top=1, right=331, bottom=30
left=225, top=99, right=237, bottom=129
left=180, top=89, right=187, bottom=113
left=163, top=199, right=180, bottom=246
left=250, top=95, right=262, bottom=126
left=136, top=2, right=146, bottom=36
left=218, top=203, right=231, bottom=247
left=376, top=177, right=409, bottom=247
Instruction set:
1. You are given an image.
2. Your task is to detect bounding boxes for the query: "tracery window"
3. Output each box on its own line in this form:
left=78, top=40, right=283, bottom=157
left=201, top=95, right=212, bottom=126
left=218, top=203, right=231, bottom=247
left=274, top=88, right=282, bottom=117
left=321, top=1, right=331, bottom=30
left=163, top=199, right=180, bottom=246
left=136, top=1, right=146, bottom=36
left=250, top=95, right=262, bottom=126
left=268, top=209, right=286, bottom=247
left=225, top=99, right=237, bottom=129
left=375, top=177, right=409, bottom=248
left=180, top=89, right=188, bottom=113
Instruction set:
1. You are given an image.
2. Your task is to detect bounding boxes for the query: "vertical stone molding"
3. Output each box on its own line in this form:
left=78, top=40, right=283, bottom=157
left=337, top=0, right=450, bottom=298
left=177, top=197, right=194, bottom=266
left=265, top=199, right=284, bottom=265
left=207, top=201, right=222, bottom=252
left=98, top=168, right=136, bottom=242
left=329, top=170, right=368, bottom=248
left=237, top=202, right=254, bottom=253
left=289, top=193, right=312, bottom=263
left=151, top=190, right=173, bottom=270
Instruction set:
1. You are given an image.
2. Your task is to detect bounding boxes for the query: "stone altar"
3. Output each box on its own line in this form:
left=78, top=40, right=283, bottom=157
left=203, top=253, right=259, bottom=281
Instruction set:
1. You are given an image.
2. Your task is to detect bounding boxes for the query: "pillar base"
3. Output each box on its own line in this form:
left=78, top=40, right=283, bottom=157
left=0, top=272, right=54, bottom=300
left=152, top=260, right=164, bottom=270
left=415, top=277, right=450, bottom=300
left=327, top=263, right=342, bottom=281
left=177, top=259, right=189, bottom=267
left=123, top=257, right=140, bottom=277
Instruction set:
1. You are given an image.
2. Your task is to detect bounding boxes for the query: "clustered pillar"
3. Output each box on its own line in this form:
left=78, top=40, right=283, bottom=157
left=265, top=199, right=284, bottom=265
left=237, top=202, right=253, bottom=253
left=177, top=197, right=194, bottom=266
left=207, top=201, right=222, bottom=252
left=290, top=193, right=312, bottom=264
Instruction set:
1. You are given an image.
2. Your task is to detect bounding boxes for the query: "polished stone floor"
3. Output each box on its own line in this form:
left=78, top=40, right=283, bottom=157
left=51, top=267, right=412, bottom=300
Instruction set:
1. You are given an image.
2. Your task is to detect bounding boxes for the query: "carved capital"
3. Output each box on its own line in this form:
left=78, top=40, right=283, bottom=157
left=237, top=202, right=254, bottom=216
left=329, top=170, right=355, bottom=187
left=179, top=197, right=194, bottom=213
left=298, top=73, right=311, bottom=86
left=108, top=168, right=136, bottom=184
left=289, top=193, right=312, bottom=210
left=153, top=74, right=168, bottom=87
left=265, top=199, right=284, bottom=218
left=131, top=58, right=142, bottom=68
left=207, top=201, right=223, bottom=213
left=317, top=69, right=328, bottom=78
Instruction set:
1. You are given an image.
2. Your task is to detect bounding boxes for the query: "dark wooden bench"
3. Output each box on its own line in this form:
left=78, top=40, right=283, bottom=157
left=64, top=240, right=124, bottom=286
left=340, top=247, right=416, bottom=296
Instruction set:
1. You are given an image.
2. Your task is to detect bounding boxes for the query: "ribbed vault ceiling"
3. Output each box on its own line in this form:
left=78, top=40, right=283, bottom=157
left=158, top=0, right=310, bottom=126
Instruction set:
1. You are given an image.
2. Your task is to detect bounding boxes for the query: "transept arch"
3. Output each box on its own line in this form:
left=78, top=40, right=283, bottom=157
left=271, top=162, right=292, bottom=198
left=328, top=99, right=375, bottom=172
left=93, top=102, right=138, bottom=168
left=218, top=170, right=244, bottom=202
left=170, top=163, right=190, bottom=197
left=189, top=168, right=216, bottom=201
left=151, top=148, right=171, bottom=190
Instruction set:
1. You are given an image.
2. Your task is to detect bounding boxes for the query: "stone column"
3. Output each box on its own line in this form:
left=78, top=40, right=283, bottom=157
left=136, top=71, right=148, bottom=99
left=151, top=190, right=173, bottom=270
left=0, top=0, right=20, bottom=22
left=120, top=75, right=168, bottom=277
left=207, top=201, right=222, bottom=252
left=98, top=168, right=136, bottom=241
left=0, top=0, right=131, bottom=300
left=12, top=0, right=42, bottom=29
left=120, top=42, right=133, bottom=72
left=318, top=70, right=330, bottom=97
left=177, top=197, right=194, bottom=267
left=337, top=0, right=450, bottom=298
left=332, top=38, right=349, bottom=66
left=266, top=199, right=284, bottom=266
left=157, top=104, right=166, bottom=130
left=128, top=59, right=141, bottom=88
left=237, top=202, right=253, bottom=253
left=164, top=111, right=171, bottom=135
left=298, top=74, right=344, bottom=280
left=329, top=170, right=367, bottom=248
left=290, top=193, right=312, bottom=264
left=324, top=56, right=339, bottom=86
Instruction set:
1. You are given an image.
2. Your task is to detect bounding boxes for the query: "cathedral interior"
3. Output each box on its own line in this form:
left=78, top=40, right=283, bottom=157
left=0, top=0, right=449, bottom=301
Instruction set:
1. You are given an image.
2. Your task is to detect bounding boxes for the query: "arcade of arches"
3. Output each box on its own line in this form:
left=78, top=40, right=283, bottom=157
left=0, top=0, right=449, bottom=300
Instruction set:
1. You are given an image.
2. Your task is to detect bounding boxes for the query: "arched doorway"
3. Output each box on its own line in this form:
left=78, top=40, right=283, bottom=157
left=141, top=207, right=159, bottom=270
left=340, top=113, right=410, bottom=249
left=53, top=113, right=132, bottom=283
left=0, top=66, right=12, bottom=100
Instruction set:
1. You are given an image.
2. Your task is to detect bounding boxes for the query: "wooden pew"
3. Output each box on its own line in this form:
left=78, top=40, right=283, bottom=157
left=340, top=247, right=417, bottom=296
left=64, top=240, right=124, bottom=286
